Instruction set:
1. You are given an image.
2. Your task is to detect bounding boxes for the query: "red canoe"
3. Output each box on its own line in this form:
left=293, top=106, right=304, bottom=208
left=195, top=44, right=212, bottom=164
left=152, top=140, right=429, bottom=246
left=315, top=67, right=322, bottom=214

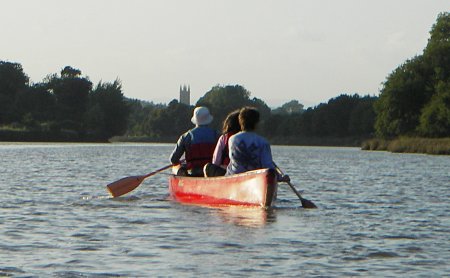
left=168, top=168, right=278, bottom=207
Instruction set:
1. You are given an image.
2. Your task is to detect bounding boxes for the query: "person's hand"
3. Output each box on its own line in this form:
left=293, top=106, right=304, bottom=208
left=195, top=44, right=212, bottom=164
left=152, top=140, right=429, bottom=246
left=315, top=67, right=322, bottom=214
left=280, top=174, right=290, bottom=183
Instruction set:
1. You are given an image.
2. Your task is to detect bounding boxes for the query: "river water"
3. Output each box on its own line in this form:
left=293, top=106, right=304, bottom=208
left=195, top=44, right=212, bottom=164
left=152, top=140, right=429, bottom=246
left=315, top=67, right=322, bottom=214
left=0, top=143, right=448, bottom=277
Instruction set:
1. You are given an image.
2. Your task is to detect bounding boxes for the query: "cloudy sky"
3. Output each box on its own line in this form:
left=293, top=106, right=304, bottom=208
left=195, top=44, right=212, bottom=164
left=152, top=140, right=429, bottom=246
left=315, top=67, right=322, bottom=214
left=1, top=0, right=448, bottom=107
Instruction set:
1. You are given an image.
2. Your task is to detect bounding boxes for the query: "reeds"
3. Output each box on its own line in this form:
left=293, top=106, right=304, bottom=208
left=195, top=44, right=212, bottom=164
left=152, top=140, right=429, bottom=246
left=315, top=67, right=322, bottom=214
left=361, top=137, right=450, bottom=155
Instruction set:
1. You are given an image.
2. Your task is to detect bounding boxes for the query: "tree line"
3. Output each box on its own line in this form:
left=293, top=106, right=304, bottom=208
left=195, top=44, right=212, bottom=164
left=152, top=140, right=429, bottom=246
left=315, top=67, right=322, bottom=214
left=0, top=64, right=129, bottom=141
left=375, top=12, right=450, bottom=138
left=1, top=12, right=448, bottom=144
left=124, top=85, right=377, bottom=145
left=0, top=59, right=377, bottom=144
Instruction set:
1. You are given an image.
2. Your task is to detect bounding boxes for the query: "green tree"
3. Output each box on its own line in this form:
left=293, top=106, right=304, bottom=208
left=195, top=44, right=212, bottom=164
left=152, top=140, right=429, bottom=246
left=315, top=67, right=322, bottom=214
left=277, top=94, right=376, bottom=138
left=418, top=81, right=450, bottom=137
left=272, top=100, right=304, bottom=114
left=166, top=99, right=193, bottom=136
left=295, top=108, right=314, bottom=136
left=85, top=79, right=130, bottom=139
left=301, top=94, right=364, bottom=137
left=125, top=99, right=161, bottom=136
left=142, top=100, right=192, bottom=138
left=424, top=12, right=450, bottom=83
left=348, top=96, right=376, bottom=136
left=0, top=61, right=29, bottom=124
left=47, top=66, right=92, bottom=132
left=374, top=56, right=433, bottom=137
left=417, top=12, right=450, bottom=137
left=375, top=12, right=450, bottom=138
left=142, top=107, right=165, bottom=138
left=196, top=84, right=271, bottom=131
left=261, top=113, right=302, bottom=137
left=14, top=83, right=57, bottom=124
left=61, top=66, right=82, bottom=78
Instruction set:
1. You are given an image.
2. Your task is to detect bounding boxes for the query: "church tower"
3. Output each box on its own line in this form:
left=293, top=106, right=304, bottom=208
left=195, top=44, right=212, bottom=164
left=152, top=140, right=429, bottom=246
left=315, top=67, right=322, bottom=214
left=179, top=85, right=190, bottom=106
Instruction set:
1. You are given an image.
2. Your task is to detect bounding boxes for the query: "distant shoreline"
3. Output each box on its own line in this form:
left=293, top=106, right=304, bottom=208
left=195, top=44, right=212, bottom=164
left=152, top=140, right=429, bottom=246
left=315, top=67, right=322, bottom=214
left=361, top=137, right=450, bottom=155
left=2, top=129, right=448, bottom=155
left=109, top=135, right=368, bottom=147
left=0, top=130, right=365, bottom=146
left=0, top=129, right=108, bottom=143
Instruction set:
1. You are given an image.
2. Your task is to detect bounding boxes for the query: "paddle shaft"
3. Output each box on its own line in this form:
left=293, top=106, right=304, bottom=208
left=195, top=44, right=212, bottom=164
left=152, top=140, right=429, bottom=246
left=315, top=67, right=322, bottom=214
left=143, top=164, right=173, bottom=178
left=285, top=180, right=305, bottom=201
left=273, top=163, right=317, bottom=209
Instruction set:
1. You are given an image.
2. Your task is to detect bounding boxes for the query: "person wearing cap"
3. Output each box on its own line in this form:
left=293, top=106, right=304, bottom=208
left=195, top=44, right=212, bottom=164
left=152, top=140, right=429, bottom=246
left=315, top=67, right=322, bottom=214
left=226, top=106, right=290, bottom=182
left=170, top=106, right=219, bottom=177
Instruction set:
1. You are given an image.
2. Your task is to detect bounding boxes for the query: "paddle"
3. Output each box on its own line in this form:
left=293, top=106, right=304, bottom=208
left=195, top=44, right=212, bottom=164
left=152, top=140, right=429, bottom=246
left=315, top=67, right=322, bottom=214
left=273, top=163, right=317, bottom=209
left=107, top=164, right=173, bottom=198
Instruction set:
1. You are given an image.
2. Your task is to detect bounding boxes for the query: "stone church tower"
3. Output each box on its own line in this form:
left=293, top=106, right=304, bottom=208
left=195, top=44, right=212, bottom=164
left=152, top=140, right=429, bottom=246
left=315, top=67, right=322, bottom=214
left=179, top=85, right=190, bottom=106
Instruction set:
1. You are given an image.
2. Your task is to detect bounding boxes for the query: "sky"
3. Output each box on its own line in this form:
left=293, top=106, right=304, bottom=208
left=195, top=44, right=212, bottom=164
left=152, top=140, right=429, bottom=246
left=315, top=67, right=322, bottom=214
left=1, top=0, right=448, bottom=108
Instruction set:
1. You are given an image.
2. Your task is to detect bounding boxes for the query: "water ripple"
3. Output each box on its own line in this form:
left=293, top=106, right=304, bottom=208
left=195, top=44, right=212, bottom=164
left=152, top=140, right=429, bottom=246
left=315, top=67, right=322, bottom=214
left=1, top=144, right=449, bottom=277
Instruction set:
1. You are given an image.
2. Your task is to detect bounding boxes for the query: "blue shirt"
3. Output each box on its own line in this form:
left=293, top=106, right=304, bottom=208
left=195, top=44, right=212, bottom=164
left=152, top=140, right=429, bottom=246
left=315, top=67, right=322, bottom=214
left=226, top=131, right=275, bottom=175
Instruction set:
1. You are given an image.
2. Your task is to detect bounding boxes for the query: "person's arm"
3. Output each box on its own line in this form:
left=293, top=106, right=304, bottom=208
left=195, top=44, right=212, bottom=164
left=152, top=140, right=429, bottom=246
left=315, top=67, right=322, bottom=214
left=261, top=142, right=290, bottom=182
left=212, top=135, right=226, bottom=166
left=169, top=133, right=189, bottom=164
left=260, top=142, right=275, bottom=170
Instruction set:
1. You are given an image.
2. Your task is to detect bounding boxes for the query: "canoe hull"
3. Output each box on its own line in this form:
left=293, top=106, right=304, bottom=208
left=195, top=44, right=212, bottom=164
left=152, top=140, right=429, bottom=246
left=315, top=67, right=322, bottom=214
left=169, top=168, right=278, bottom=207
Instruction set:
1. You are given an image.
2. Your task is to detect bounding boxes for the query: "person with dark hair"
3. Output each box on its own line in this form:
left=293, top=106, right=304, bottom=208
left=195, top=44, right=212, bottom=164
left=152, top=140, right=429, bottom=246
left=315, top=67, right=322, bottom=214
left=170, top=106, right=219, bottom=177
left=226, top=107, right=289, bottom=182
left=204, top=110, right=240, bottom=177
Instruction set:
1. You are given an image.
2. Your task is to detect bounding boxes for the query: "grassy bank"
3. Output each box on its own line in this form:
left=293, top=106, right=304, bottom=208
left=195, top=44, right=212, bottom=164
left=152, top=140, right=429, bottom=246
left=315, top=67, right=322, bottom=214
left=361, top=137, right=450, bottom=155
left=267, top=136, right=366, bottom=147
left=109, top=135, right=178, bottom=143
left=0, top=128, right=107, bottom=143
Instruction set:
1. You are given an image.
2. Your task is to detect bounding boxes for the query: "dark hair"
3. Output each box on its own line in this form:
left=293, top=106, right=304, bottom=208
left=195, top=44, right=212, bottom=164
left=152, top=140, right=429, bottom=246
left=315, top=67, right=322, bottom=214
left=222, top=110, right=240, bottom=134
left=239, top=107, right=260, bottom=131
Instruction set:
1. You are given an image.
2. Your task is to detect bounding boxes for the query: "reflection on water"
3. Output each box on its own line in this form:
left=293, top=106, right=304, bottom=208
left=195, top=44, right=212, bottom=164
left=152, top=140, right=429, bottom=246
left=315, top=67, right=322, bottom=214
left=0, top=143, right=449, bottom=277
left=212, top=206, right=275, bottom=228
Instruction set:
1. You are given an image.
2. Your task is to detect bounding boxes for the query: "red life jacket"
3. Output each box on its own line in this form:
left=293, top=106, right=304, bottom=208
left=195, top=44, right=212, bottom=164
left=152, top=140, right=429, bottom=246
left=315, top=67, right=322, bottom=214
left=185, top=127, right=218, bottom=169
left=185, top=142, right=216, bottom=169
left=220, top=132, right=237, bottom=166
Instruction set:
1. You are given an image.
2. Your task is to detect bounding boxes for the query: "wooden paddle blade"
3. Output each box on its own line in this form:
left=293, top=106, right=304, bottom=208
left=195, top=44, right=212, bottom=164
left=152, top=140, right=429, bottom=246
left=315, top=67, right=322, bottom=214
left=107, top=175, right=146, bottom=198
left=300, top=198, right=317, bottom=209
